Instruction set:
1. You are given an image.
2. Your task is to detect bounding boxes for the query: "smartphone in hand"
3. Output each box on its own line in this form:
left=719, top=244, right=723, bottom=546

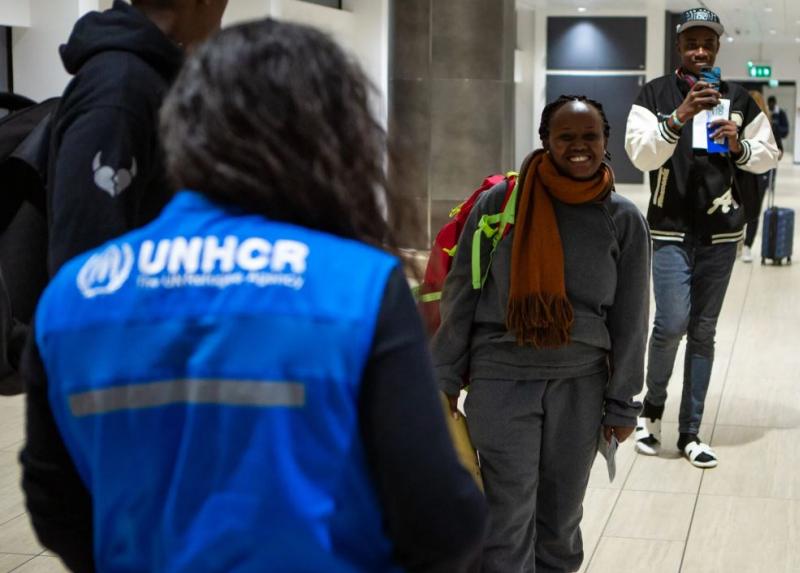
left=700, top=66, right=721, bottom=91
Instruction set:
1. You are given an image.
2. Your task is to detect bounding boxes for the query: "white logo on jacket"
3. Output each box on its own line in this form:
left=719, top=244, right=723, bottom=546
left=76, top=243, right=134, bottom=298
left=75, top=236, right=310, bottom=296
left=134, top=236, right=309, bottom=291
left=707, top=189, right=739, bottom=215
left=92, top=152, right=138, bottom=197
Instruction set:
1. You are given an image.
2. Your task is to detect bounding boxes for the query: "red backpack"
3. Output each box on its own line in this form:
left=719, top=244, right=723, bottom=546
left=417, top=172, right=518, bottom=336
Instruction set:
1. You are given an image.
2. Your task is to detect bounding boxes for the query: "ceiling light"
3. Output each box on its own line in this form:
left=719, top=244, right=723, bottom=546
left=726, top=36, right=734, bottom=42
left=764, top=6, right=773, bottom=12
left=796, top=37, right=800, bottom=42
left=577, top=7, right=587, bottom=13
left=770, top=29, right=777, bottom=34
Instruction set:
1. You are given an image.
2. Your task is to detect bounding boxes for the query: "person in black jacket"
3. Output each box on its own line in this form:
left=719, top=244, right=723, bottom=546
left=740, top=90, right=779, bottom=263
left=47, top=0, right=228, bottom=275
left=768, top=96, right=790, bottom=148
left=625, top=7, right=778, bottom=468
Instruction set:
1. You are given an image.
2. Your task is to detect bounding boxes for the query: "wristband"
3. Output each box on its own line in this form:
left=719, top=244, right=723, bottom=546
left=670, top=110, right=685, bottom=129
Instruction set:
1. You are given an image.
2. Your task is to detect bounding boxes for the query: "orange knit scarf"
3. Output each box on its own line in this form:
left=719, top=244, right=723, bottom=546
left=507, top=149, right=614, bottom=348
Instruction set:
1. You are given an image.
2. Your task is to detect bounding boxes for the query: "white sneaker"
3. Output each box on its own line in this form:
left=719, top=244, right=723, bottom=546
left=741, top=245, right=753, bottom=263
left=634, top=416, right=662, bottom=456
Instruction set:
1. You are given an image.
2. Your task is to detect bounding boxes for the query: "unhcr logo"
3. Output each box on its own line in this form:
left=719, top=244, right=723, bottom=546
left=135, top=235, right=309, bottom=291
left=76, top=243, right=135, bottom=298
left=75, top=236, right=309, bottom=297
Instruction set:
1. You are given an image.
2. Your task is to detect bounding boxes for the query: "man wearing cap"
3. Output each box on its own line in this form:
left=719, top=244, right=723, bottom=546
left=625, top=8, right=778, bottom=468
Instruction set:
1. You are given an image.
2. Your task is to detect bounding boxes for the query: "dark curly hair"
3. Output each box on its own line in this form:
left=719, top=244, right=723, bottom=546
left=159, top=19, right=419, bottom=267
left=539, top=95, right=611, bottom=159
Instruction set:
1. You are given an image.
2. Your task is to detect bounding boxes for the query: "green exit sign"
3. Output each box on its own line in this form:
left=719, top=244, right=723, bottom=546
left=747, top=63, right=772, bottom=78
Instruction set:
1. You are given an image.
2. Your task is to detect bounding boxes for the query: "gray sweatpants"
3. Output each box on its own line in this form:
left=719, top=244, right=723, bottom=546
left=465, top=371, right=606, bottom=573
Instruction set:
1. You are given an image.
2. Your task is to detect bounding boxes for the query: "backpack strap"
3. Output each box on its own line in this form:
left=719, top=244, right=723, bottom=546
left=495, top=174, right=518, bottom=241
left=470, top=173, right=518, bottom=289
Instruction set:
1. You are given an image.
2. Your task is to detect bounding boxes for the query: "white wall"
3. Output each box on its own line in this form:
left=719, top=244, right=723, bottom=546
left=10, top=0, right=390, bottom=116
left=224, top=0, right=395, bottom=184
left=224, top=0, right=390, bottom=125
left=5, top=0, right=116, bottom=100
left=11, top=0, right=77, bottom=101
left=0, top=0, right=30, bottom=27
left=341, top=0, right=390, bottom=125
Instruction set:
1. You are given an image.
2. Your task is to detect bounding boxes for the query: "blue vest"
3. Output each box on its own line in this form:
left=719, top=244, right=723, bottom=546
left=36, top=191, right=403, bottom=573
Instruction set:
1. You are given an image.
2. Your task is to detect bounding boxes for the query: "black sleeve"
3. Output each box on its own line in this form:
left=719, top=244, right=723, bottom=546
left=0, top=268, right=16, bottom=389
left=48, top=105, right=154, bottom=275
left=359, top=266, right=487, bottom=573
left=778, top=110, right=790, bottom=139
left=19, top=332, right=95, bottom=573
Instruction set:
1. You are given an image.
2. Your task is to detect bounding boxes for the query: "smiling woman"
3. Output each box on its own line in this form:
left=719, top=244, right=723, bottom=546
left=432, top=93, right=652, bottom=572
left=541, top=96, right=611, bottom=180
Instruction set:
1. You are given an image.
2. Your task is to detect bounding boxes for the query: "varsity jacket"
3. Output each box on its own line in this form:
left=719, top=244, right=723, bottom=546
left=625, top=73, right=779, bottom=245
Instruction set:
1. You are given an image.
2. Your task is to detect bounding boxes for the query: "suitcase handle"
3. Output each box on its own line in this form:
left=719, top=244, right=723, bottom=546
left=766, top=169, right=776, bottom=209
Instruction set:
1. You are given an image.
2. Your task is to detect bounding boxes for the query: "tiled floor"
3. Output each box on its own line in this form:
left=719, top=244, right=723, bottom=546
left=0, top=395, right=65, bottom=572
left=579, top=156, right=800, bottom=573
left=0, top=160, right=798, bottom=572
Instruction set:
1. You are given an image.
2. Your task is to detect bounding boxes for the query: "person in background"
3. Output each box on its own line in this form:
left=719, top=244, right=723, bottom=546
left=625, top=7, right=778, bottom=467
left=740, top=91, right=778, bottom=263
left=434, top=95, right=650, bottom=572
left=47, top=0, right=228, bottom=275
left=768, top=95, right=790, bottom=153
left=21, top=19, right=487, bottom=573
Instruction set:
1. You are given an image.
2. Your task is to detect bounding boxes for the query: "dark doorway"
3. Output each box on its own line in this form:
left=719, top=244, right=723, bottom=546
left=1, top=27, right=11, bottom=93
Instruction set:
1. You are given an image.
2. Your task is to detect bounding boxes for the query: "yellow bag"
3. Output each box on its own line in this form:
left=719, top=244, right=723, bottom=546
left=440, top=393, right=484, bottom=491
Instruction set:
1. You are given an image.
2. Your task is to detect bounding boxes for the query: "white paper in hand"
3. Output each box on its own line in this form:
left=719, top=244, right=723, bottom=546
left=597, top=431, right=619, bottom=483
left=692, top=99, right=731, bottom=150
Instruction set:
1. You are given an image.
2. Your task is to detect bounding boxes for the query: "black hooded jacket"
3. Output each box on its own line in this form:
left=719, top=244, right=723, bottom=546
left=47, top=0, right=183, bottom=275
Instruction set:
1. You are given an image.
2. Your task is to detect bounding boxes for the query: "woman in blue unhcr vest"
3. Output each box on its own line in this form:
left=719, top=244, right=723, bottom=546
left=21, top=19, right=487, bottom=573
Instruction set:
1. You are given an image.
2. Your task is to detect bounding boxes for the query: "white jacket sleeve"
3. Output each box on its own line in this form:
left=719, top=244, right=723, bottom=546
left=734, top=111, right=780, bottom=175
left=625, top=104, right=680, bottom=173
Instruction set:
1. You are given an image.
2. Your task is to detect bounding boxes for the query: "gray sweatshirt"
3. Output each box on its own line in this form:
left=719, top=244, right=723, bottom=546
left=431, top=181, right=651, bottom=427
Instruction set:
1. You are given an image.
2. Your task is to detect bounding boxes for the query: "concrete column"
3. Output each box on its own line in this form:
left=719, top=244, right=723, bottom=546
left=389, top=0, right=516, bottom=246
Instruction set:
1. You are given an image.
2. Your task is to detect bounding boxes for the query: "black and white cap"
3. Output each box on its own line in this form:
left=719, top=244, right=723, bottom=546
left=676, top=8, right=724, bottom=36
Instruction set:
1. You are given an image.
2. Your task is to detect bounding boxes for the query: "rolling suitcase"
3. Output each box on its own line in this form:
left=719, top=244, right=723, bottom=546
left=761, top=169, right=794, bottom=265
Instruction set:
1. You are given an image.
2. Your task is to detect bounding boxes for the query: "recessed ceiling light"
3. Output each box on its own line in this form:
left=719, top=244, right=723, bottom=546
left=796, top=37, right=800, bottom=42
left=726, top=36, right=735, bottom=42
left=770, top=29, right=777, bottom=34
left=765, top=6, right=773, bottom=12
left=577, top=6, right=587, bottom=13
